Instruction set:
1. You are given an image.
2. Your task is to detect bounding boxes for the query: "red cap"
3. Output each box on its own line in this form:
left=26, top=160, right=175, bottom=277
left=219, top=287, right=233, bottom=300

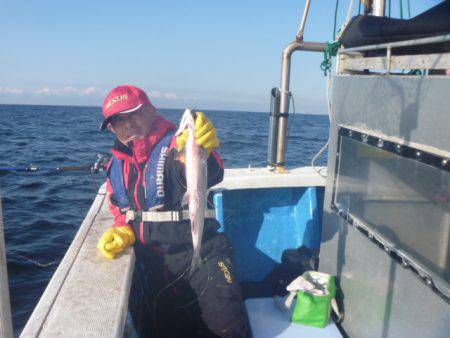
left=100, top=85, right=154, bottom=130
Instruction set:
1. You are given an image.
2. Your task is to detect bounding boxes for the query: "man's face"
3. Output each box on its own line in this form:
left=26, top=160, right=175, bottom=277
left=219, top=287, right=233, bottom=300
left=107, top=106, right=155, bottom=145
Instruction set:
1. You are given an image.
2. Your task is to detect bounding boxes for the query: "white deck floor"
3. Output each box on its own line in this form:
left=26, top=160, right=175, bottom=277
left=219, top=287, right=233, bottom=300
left=245, top=298, right=342, bottom=338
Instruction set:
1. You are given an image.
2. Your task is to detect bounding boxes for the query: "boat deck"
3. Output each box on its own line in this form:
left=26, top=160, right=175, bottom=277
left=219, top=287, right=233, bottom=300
left=21, top=166, right=326, bottom=337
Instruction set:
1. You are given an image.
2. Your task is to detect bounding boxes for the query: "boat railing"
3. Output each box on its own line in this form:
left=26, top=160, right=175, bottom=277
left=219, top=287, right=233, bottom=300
left=267, top=0, right=328, bottom=171
left=20, top=184, right=135, bottom=337
left=338, top=34, right=450, bottom=74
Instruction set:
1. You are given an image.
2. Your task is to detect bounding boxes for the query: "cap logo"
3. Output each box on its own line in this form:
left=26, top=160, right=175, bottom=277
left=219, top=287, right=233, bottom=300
left=106, top=94, right=128, bottom=110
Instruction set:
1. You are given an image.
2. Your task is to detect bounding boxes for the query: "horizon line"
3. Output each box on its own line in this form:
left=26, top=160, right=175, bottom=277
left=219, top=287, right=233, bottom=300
left=0, top=102, right=327, bottom=116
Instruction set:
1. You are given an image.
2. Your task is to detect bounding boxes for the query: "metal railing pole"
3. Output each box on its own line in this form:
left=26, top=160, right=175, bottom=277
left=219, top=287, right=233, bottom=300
left=267, top=88, right=281, bottom=167
left=364, top=0, right=373, bottom=14
left=275, top=41, right=328, bottom=171
left=373, top=0, right=386, bottom=16
left=0, top=196, right=13, bottom=337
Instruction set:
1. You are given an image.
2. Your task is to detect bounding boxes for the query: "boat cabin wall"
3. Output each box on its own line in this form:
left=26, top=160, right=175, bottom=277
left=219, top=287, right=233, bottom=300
left=321, top=75, right=450, bottom=338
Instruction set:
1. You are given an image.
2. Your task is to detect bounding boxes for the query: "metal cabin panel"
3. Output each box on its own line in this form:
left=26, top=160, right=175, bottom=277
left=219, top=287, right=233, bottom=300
left=320, top=75, right=450, bottom=338
left=331, top=75, right=450, bottom=158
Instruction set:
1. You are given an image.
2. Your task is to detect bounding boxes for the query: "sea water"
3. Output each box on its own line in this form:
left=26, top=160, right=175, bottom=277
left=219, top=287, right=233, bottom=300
left=0, top=104, right=329, bottom=335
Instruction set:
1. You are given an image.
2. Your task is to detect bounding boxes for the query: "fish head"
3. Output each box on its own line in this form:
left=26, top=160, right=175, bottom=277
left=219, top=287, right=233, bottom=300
left=175, top=108, right=196, bottom=136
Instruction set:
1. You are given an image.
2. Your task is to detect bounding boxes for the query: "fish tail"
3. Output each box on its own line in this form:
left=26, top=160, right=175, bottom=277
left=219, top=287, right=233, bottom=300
left=189, top=254, right=203, bottom=276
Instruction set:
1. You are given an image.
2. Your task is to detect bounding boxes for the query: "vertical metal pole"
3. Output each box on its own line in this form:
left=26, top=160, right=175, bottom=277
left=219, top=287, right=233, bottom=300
left=0, top=196, right=13, bottom=338
left=364, top=0, right=374, bottom=14
left=373, top=0, right=386, bottom=16
left=267, top=88, right=281, bottom=167
left=365, top=0, right=386, bottom=16
left=439, top=212, right=450, bottom=270
left=276, top=47, right=294, bottom=172
left=275, top=42, right=328, bottom=172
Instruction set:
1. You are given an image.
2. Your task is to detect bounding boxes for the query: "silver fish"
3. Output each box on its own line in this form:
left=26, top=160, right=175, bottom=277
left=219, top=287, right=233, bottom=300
left=176, top=108, right=208, bottom=273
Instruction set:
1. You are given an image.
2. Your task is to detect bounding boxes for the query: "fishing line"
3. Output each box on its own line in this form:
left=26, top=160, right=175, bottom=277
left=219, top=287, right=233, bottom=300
left=175, top=257, right=212, bottom=310
left=290, top=91, right=296, bottom=115
left=153, top=264, right=190, bottom=338
left=8, top=252, right=57, bottom=267
left=283, top=91, right=296, bottom=164
left=153, top=256, right=212, bottom=338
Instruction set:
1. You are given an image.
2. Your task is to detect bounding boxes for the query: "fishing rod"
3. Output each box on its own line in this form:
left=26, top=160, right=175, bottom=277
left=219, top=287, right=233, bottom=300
left=0, top=154, right=111, bottom=174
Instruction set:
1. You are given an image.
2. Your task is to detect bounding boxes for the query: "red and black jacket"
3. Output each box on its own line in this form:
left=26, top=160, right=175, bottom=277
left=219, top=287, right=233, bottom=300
left=106, top=115, right=224, bottom=252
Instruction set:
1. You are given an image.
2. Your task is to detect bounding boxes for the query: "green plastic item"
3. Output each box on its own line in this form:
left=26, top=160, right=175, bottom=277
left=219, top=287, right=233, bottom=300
left=291, top=271, right=337, bottom=328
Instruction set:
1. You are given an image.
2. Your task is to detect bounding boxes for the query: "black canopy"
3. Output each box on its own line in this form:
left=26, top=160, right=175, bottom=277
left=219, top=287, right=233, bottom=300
left=339, top=1, right=450, bottom=54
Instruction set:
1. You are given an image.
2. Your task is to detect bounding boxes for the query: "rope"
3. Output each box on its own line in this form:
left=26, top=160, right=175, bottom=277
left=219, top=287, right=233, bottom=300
left=321, top=0, right=349, bottom=76
left=399, top=0, right=403, bottom=19
left=408, top=69, right=422, bottom=75
left=8, top=252, right=57, bottom=267
left=314, top=0, right=345, bottom=177
left=311, top=141, right=329, bottom=178
left=320, top=42, right=341, bottom=76
left=283, top=92, right=295, bottom=149
left=316, top=43, right=338, bottom=175
left=311, top=71, right=333, bottom=178
left=290, top=92, right=296, bottom=115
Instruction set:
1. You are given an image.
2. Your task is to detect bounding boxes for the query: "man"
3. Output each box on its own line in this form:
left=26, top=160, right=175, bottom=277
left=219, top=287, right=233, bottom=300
left=97, top=85, right=249, bottom=338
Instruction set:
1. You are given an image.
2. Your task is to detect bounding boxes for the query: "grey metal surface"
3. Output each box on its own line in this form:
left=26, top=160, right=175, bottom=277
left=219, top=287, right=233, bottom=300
left=333, top=134, right=450, bottom=297
left=320, top=74, right=450, bottom=338
left=372, top=0, right=386, bottom=17
left=338, top=52, right=450, bottom=74
left=331, top=75, right=450, bottom=158
left=341, top=34, right=450, bottom=53
left=321, top=215, right=450, bottom=338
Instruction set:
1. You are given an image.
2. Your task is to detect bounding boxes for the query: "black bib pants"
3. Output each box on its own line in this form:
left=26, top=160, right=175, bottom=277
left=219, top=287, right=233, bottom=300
left=130, top=232, right=250, bottom=338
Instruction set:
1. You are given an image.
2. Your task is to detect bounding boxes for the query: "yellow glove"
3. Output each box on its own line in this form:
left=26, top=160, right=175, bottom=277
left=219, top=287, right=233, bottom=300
left=97, top=226, right=136, bottom=259
left=176, top=112, right=220, bottom=155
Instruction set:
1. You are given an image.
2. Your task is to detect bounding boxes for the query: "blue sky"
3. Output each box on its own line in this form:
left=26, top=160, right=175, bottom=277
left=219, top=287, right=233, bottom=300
left=0, top=1, right=440, bottom=113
